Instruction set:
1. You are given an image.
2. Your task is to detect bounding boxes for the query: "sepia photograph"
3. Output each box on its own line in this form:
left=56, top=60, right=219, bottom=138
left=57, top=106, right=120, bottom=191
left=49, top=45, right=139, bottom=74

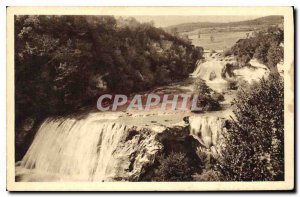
left=6, top=6, right=294, bottom=191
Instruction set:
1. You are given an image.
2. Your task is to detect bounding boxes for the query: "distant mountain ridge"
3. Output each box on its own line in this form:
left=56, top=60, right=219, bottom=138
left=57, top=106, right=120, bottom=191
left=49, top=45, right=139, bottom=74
left=164, top=16, right=284, bottom=33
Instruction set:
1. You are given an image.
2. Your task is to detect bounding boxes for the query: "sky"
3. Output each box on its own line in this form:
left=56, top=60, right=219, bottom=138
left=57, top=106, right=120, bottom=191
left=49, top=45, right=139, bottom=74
left=129, top=15, right=266, bottom=27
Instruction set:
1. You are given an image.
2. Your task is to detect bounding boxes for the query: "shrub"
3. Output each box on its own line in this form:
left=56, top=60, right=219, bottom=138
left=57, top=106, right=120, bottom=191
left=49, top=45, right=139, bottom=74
left=193, top=169, right=222, bottom=181
left=152, top=152, right=194, bottom=181
left=217, top=76, right=284, bottom=181
left=267, top=44, right=284, bottom=74
left=192, top=150, right=222, bottom=181
left=211, top=91, right=225, bottom=102
left=236, top=79, right=250, bottom=91
left=228, top=80, right=238, bottom=90
left=193, top=78, right=221, bottom=112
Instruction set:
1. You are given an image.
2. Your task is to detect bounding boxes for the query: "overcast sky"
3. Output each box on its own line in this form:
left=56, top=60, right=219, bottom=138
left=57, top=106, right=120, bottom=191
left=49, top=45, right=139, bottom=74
left=128, top=15, right=266, bottom=27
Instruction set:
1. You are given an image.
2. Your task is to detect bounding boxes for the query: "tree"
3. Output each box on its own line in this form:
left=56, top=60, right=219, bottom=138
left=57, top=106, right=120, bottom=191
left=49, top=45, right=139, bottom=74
left=231, top=27, right=284, bottom=73
left=152, top=152, right=194, bottom=181
left=217, top=76, right=284, bottom=181
left=15, top=15, right=204, bottom=160
left=193, top=78, right=222, bottom=112
left=267, top=44, right=284, bottom=74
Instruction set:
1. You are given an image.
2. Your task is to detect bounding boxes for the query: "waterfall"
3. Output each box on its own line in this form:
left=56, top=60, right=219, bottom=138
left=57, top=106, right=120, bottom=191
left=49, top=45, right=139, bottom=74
left=188, top=116, right=226, bottom=154
left=191, top=58, right=229, bottom=92
left=16, top=109, right=228, bottom=182
left=191, top=60, right=224, bottom=80
left=17, top=113, right=164, bottom=182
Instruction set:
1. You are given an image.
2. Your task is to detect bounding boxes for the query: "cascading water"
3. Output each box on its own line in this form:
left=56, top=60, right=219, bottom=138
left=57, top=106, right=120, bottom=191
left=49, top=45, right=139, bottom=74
left=191, top=60, right=223, bottom=80
left=16, top=53, right=233, bottom=182
left=191, top=55, right=229, bottom=92
left=189, top=116, right=225, bottom=149
left=16, top=113, right=168, bottom=182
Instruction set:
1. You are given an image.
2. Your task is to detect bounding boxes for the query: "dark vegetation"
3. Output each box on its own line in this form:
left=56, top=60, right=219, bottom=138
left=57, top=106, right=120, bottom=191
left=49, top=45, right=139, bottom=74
left=193, top=78, right=224, bottom=112
left=15, top=15, right=203, bottom=160
left=217, top=76, right=284, bottom=181
left=151, top=152, right=195, bottom=181
left=140, top=132, right=203, bottom=182
left=231, top=26, right=283, bottom=74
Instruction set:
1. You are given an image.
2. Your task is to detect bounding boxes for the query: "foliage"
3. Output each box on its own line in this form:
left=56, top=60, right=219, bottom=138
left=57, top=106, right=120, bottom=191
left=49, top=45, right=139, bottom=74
left=152, top=152, right=194, bottom=181
left=228, top=80, right=238, bottom=90
left=217, top=76, right=284, bottom=181
left=231, top=27, right=283, bottom=73
left=267, top=43, right=284, bottom=73
left=193, top=78, right=222, bottom=111
left=193, top=169, right=222, bottom=181
left=15, top=15, right=203, bottom=160
left=211, top=91, right=225, bottom=102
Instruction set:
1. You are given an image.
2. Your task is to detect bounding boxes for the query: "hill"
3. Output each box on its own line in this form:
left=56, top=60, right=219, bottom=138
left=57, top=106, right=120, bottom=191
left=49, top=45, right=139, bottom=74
left=164, top=16, right=283, bottom=33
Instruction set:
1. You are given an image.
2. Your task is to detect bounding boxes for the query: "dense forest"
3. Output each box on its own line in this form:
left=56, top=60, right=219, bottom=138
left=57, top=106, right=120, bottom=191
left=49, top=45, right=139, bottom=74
left=15, top=15, right=203, bottom=160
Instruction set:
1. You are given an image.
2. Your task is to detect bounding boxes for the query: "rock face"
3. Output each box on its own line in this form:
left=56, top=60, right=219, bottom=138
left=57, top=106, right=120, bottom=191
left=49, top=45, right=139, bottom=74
left=16, top=113, right=193, bottom=182
left=209, top=71, right=217, bottom=81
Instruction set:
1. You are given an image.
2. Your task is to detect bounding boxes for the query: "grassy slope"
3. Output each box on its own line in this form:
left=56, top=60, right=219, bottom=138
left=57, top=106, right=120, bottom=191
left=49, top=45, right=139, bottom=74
left=164, top=15, right=283, bottom=33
